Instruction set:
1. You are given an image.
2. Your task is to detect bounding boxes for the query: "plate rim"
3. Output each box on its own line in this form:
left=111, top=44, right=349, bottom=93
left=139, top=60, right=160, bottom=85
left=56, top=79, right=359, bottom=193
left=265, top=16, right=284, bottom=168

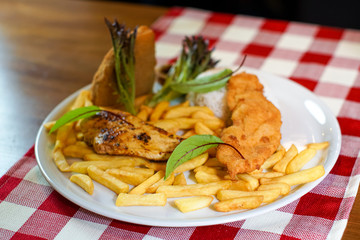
left=35, top=69, right=342, bottom=227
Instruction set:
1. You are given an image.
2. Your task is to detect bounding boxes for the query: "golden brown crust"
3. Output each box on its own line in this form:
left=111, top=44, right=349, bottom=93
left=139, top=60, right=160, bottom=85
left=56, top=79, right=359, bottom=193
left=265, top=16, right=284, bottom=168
left=216, top=72, right=282, bottom=178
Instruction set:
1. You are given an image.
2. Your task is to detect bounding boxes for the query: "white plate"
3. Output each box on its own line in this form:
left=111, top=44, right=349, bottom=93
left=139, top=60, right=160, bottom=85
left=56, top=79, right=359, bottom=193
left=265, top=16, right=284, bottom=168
left=35, top=69, right=341, bottom=227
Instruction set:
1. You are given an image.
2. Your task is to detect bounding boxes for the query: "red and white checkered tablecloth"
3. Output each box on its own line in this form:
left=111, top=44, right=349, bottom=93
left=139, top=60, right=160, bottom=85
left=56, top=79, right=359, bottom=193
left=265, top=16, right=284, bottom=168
left=1, top=7, right=360, bottom=240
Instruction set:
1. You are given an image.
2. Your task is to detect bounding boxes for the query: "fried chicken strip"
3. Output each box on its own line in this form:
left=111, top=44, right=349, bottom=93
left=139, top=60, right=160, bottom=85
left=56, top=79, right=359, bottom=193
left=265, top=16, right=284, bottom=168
left=216, top=72, right=282, bottom=179
left=81, top=108, right=182, bottom=160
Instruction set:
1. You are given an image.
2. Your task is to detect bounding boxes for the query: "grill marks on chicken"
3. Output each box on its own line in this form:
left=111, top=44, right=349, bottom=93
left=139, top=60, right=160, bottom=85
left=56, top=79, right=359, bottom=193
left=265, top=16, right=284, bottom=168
left=81, top=109, right=182, bottom=160
left=216, top=72, right=282, bottom=179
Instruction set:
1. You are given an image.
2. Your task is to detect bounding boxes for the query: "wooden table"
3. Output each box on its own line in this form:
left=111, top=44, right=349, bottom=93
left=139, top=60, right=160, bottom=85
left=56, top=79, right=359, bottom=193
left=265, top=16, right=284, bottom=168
left=0, top=0, right=358, bottom=239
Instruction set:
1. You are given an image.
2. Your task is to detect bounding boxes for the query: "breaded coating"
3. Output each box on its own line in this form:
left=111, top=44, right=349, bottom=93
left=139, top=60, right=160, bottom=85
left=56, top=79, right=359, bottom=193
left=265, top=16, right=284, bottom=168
left=216, top=72, right=282, bottom=179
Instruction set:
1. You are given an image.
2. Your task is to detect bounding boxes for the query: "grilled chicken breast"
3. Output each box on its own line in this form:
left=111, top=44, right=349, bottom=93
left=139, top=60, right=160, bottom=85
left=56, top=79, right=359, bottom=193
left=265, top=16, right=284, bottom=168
left=216, top=72, right=282, bottom=179
left=81, top=108, right=182, bottom=160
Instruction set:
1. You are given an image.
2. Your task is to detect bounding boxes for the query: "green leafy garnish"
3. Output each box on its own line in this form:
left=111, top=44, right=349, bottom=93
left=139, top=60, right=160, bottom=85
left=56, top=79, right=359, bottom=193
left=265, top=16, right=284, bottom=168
left=147, top=36, right=219, bottom=107
left=170, top=68, right=232, bottom=94
left=165, top=135, right=223, bottom=179
left=165, top=134, right=245, bottom=179
left=105, top=18, right=137, bottom=115
left=49, top=106, right=101, bottom=134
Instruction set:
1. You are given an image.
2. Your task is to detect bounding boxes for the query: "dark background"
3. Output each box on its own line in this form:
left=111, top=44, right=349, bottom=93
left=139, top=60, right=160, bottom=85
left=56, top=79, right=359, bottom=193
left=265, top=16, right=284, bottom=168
left=116, top=0, right=360, bottom=29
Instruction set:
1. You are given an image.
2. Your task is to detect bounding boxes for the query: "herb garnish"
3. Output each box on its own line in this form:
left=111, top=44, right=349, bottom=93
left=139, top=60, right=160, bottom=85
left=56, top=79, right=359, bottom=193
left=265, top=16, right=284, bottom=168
left=147, top=36, right=219, bottom=107
left=164, top=135, right=244, bottom=179
left=105, top=18, right=137, bottom=115
left=49, top=106, right=101, bottom=134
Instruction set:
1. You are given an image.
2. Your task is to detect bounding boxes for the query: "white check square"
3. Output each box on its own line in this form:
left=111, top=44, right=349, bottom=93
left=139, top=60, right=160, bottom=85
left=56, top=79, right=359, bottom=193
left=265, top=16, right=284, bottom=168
left=277, top=34, right=313, bottom=51
left=54, top=218, right=107, bottom=240
left=0, top=201, right=36, bottom=232
left=212, top=50, right=239, bottom=67
left=260, top=58, right=297, bottom=77
left=320, top=66, right=358, bottom=86
left=241, top=210, right=293, bottom=234
left=155, top=42, right=181, bottom=59
left=167, top=18, right=204, bottom=36
left=221, top=26, right=257, bottom=43
left=23, top=167, right=50, bottom=186
left=335, top=40, right=360, bottom=59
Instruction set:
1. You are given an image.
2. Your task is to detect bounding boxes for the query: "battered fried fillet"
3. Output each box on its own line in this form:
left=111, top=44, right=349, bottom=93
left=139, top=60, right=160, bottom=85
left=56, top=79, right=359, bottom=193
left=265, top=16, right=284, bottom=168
left=216, top=72, right=282, bottom=179
left=81, top=108, right=182, bottom=160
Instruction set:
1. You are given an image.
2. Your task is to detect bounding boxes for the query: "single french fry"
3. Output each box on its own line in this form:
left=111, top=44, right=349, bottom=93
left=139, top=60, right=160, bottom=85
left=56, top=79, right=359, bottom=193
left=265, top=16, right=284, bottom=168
left=44, top=121, right=56, bottom=131
left=175, top=196, right=214, bottom=213
left=260, top=165, right=325, bottom=186
left=286, top=148, right=317, bottom=174
left=118, top=167, right=155, bottom=176
left=116, top=193, right=167, bottom=206
left=201, top=118, right=225, bottom=131
left=191, top=111, right=218, bottom=120
left=194, top=122, right=215, bottom=135
left=214, top=196, right=263, bottom=212
left=166, top=100, right=190, bottom=111
left=195, top=171, right=223, bottom=183
left=229, top=179, right=251, bottom=191
left=164, top=106, right=214, bottom=119
left=55, top=123, right=74, bottom=148
left=217, top=189, right=280, bottom=203
left=137, top=105, right=153, bottom=121
left=52, top=147, right=71, bottom=172
left=147, top=173, right=175, bottom=193
left=106, top=168, right=152, bottom=186
left=261, top=148, right=286, bottom=170
left=63, top=142, right=94, bottom=158
left=258, top=183, right=291, bottom=195
left=234, top=174, right=259, bottom=191
left=129, top=171, right=164, bottom=195
left=156, top=180, right=232, bottom=198
left=70, top=90, right=89, bottom=110
left=174, top=153, right=209, bottom=174
left=173, top=173, right=187, bottom=185
left=307, top=141, right=329, bottom=150
left=83, top=153, right=146, bottom=163
left=87, top=165, right=129, bottom=194
left=273, top=144, right=298, bottom=173
left=70, top=174, right=94, bottom=195
left=70, top=159, right=144, bottom=174
left=249, top=171, right=285, bottom=179
left=150, top=101, right=169, bottom=121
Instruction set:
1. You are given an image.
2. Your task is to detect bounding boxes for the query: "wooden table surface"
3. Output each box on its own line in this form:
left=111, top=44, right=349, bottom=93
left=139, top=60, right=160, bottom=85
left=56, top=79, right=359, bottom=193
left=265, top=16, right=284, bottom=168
left=0, top=0, right=358, bottom=239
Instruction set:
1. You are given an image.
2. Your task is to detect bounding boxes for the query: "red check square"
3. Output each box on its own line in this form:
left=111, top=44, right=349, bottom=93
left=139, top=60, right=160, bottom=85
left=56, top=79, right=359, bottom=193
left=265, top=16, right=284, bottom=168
left=190, top=224, right=240, bottom=240
left=261, top=19, right=288, bottom=32
left=331, top=153, right=357, bottom=176
left=347, top=87, right=360, bottom=102
left=316, top=26, right=344, bottom=40
left=243, top=43, right=273, bottom=57
left=207, top=12, right=234, bottom=25
left=300, top=52, right=332, bottom=65
left=294, top=193, right=342, bottom=220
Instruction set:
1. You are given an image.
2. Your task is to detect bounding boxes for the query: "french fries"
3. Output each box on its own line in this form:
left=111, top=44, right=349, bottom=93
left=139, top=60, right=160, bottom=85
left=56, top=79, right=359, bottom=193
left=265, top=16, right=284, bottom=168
left=46, top=95, right=330, bottom=214
left=70, top=174, right=94, bottom=195
left=214, top=196, right=263, bottom=212
left=217, top=189, right=281, bottom=203
left=116, top=193, right=167, bottom=206
left=175, top=196, right=213, bottom=213
left=260, top=165, right=325, bottom=186
left=156, top=180, right=232, bottom=198
left=87, top=165, right=129, bottom=194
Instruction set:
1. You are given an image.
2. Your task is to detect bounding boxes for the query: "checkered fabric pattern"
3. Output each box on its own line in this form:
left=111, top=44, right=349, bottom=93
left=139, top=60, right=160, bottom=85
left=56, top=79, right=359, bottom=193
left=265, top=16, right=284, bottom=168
left=1, top=7, right=360, bottom=240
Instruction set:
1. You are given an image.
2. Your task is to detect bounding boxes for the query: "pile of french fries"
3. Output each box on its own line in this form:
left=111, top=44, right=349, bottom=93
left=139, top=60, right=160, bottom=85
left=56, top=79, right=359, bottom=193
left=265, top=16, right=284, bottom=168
left=45, top=90, right=329, bottom=213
